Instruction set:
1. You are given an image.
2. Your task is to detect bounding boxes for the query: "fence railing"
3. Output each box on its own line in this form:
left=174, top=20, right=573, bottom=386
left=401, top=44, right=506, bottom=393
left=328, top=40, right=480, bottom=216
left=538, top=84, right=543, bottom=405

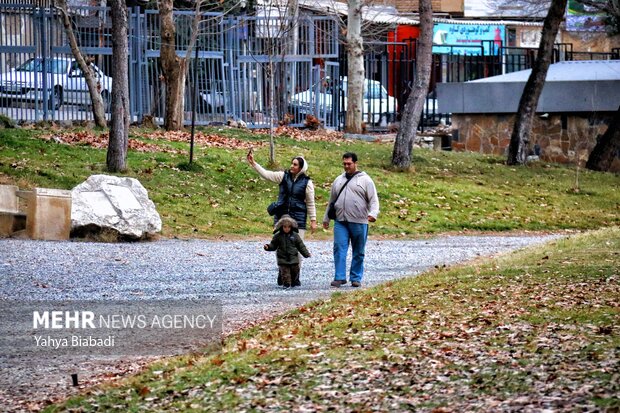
left=0, top=5, right=340, bottom=129
left=0, top=4, right=617, bottom=132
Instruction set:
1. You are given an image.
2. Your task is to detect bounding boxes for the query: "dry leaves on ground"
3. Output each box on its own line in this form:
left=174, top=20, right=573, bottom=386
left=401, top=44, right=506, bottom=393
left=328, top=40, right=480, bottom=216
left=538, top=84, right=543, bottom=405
left=253, top=126, right=346, bottom=142
left=41, top=129, right=268, bottom=153
left=147, top=130, right=264, bottom=150
left=42, top=131, right=181, bottom=154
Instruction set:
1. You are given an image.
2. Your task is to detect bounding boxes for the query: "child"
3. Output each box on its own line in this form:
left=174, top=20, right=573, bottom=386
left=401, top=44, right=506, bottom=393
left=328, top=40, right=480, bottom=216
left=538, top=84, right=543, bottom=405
left=264, top=215, right=311, bottom=288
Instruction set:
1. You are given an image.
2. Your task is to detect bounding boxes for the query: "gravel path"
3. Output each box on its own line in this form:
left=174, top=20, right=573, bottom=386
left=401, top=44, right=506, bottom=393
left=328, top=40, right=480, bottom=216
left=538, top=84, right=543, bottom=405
left=0, top=234, right=561, bottom=411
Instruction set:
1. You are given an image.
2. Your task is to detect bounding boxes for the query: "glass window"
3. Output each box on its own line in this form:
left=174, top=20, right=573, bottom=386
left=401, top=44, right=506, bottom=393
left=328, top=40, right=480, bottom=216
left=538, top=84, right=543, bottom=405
left=16, top=58, right=68, bottom=74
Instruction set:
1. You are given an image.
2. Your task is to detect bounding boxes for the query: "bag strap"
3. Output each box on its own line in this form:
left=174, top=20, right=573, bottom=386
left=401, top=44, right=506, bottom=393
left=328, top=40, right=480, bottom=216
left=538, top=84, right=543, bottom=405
left=333, top=171, right=359, bottom=204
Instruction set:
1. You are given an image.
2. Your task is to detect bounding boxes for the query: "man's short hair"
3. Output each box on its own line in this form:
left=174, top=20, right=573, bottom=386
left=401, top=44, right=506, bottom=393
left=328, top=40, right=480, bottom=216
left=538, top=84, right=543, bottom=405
left=342, top=152, right=358, bottom=162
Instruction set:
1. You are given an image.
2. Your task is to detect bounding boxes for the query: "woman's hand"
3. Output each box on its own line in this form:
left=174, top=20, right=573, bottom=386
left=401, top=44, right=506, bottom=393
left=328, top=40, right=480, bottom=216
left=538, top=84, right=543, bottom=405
left=310, top=220, right=317, bottom=234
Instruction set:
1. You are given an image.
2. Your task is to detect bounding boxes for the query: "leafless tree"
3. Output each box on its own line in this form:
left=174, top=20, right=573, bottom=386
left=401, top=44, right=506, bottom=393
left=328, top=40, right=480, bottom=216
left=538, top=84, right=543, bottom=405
left=306, top=0, right=398, bottom=133
left=107, top=0, right=129, bottom=172
left=391, top=0, right=432, bottom=169
left=55, top=0, right=107, bottom=128
left=158, top=0, right=188, bottom=131
left=575, top=0, right=620, bottom=33
left=242, top=1, right=303, bottom=164
left=584, top=1, right=620, bottom=171
left=158, top=0, right=242, bottom=131
left=586, top=106, right=620, bottom=171
left=260, top=3, right=296, bottom=163
left=507, top=0, right=568, bottom=165
left=484, top=0, right=551, bottom=17
left=345, top=0, right=364, bottom=134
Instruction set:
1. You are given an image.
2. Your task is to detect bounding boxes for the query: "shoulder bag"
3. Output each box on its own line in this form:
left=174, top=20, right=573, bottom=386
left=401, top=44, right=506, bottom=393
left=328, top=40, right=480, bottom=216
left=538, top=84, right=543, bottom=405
left=327, top=172, right=358, bottom=220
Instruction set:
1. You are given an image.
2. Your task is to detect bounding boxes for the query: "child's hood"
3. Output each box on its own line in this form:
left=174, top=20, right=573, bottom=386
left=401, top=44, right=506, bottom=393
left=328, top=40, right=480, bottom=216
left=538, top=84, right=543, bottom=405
left=274, top=215, right=299, bottom=232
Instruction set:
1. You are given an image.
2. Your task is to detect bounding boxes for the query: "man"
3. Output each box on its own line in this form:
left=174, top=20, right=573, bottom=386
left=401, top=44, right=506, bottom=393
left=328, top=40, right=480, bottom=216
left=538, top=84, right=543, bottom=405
left=323, top=152, right=379, bottom=288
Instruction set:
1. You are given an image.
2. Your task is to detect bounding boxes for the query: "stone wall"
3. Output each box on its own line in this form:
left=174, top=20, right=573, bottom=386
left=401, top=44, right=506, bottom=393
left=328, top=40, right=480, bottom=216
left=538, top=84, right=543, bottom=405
left=451, top=112, right=614, bottom=166
left=561, top=31, right=620, bottom=54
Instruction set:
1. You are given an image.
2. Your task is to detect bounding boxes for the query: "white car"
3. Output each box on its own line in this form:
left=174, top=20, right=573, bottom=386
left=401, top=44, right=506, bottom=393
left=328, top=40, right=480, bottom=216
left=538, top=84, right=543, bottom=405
left=290, top=77, right=398, bottom=125
left=0, top=57, right=112, bottom=110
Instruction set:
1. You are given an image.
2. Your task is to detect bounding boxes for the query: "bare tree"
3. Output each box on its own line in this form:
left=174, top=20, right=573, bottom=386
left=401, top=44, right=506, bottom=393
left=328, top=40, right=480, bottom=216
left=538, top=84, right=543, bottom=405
left=314, top=1, right=399, bottom=133
left=586, top=106, right=620, bottom=171
left=158, top=0, right=187, bottom=131
left=484, top=0, right=551, bottom=17
left=575, top=0, right=620, bottom=33
left=345, top=0, right=364, bottom=134
left=507, top=0, right=568, bottom=165
left=158, top=0, right=223, bottom=131
left=55, top=0, right=107, bottom=128
left=391, top=0, right=432, bottom=169
left=583, top=1, right=620, bottom=171
left=260, top=4, right=293, bottom=163
left=107, top=0, right=129, bottom=172
left=244, top=2, right=301, bottom=164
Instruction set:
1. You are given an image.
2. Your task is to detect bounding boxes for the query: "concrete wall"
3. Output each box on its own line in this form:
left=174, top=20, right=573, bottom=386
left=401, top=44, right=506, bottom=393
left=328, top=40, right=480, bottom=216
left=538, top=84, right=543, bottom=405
left=451, top=112, right=618, bottom=170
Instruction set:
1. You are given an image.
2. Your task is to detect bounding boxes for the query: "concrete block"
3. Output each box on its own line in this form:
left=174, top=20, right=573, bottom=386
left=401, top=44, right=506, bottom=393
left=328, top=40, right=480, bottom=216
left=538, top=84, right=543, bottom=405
left=0, top=185, right=19, bottom=213
left=433, top=136, right=442, bottom=151
left=0, top=212, right=27, bottom=237
left=26, top=188, right=72, bottom=241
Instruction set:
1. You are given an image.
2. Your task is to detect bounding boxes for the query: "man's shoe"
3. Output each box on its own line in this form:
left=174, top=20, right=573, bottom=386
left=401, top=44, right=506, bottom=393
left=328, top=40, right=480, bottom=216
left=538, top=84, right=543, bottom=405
left=330, top=280, right=346, bottom=287
left=351, top=281, right=361, bottom=288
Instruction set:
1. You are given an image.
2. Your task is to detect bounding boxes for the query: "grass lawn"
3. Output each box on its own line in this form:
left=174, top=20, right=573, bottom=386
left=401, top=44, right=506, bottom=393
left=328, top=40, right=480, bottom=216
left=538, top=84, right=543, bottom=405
left=2, top=126, right=618, bottom=411
left=45, top=227, right=620, bottom=412
left=0, top=126, right=619, bottom=238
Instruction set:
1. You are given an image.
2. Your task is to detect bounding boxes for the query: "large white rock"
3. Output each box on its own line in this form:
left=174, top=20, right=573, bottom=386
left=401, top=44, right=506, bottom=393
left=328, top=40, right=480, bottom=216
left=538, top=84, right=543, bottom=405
left=71, top=175, right=162, bottom=239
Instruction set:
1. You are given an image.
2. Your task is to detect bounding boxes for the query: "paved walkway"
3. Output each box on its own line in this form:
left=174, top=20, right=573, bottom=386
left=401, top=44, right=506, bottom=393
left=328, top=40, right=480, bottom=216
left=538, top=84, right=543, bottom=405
left=0, top=234, right=560, bottom=411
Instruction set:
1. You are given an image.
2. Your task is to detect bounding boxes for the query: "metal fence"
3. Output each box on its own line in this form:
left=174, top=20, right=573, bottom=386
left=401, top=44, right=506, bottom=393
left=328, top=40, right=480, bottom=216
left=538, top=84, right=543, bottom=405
left=1, top=4, right=618, bottom=131
left=0, top=4, right=340, bottom=128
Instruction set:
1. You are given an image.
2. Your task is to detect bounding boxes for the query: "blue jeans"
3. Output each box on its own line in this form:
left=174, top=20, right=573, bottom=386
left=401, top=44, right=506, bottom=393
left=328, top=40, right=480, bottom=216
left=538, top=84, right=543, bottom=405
left=333, top=220, right=368, bottom=283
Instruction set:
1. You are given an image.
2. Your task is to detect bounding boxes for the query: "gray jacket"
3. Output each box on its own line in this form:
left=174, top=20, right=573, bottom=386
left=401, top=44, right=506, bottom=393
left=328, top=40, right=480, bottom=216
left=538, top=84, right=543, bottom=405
left=322, top=171, right=379, bottom=224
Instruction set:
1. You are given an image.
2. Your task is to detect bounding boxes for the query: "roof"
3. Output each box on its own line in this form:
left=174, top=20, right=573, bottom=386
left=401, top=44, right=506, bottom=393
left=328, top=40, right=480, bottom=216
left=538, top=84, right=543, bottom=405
left=470, top=60, right=620, bottom=82
left=261, top=0, right=548, bottom=27
left=463, top=0, right=549, bottom=19
left=432, top=17, right=543, bottom=27
left=437, top=60, right=620, bottom=113
left=298, top=0, right=419, bottom=25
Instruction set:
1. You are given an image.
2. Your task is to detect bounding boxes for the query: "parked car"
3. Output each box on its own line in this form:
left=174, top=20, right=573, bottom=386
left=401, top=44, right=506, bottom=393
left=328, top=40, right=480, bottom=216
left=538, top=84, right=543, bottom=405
left=290, top=77, right=398, bottom=126
left=195, top=80, right=225, bottom=114
left=0, top=57, right=112, bottom=110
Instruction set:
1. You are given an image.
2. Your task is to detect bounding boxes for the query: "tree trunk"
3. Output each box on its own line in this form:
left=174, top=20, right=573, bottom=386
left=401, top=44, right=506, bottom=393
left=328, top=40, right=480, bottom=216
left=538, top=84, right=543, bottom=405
left=286, top=0, right=299, bottom=120
left=56, top=0, right=107, bottom=127
left=586, top=105, right=620, bottom=171
left=507, top=0, right=567, bottom=165
left=391, top=0, right=433, bottom=170
left=159, top=0, right=186, bottom=131
left=107, top=0, right=129, bottom=173
left=345, top=0, right=364, bottom=134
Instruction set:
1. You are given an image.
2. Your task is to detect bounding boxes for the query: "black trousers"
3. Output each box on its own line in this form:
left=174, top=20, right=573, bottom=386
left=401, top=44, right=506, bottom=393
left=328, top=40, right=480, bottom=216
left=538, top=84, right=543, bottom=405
left=278, top=264, right=300, bottom=287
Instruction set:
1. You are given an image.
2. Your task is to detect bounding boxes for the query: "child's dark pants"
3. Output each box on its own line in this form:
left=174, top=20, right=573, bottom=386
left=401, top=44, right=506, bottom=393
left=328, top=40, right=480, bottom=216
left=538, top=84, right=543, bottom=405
left=278, top=264, right=300, bottom=287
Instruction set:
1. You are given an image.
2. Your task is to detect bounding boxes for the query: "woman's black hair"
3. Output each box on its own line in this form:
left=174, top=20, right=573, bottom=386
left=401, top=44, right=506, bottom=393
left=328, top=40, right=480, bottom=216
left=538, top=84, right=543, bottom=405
left=294, top=156, right=304, bottom=170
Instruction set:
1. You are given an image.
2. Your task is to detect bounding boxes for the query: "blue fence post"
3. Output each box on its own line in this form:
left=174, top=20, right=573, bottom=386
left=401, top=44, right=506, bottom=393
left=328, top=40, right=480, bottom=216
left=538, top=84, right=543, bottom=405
left=133, top=6, right=144, bottom=124
left=39, top=7, right=49, bottom=121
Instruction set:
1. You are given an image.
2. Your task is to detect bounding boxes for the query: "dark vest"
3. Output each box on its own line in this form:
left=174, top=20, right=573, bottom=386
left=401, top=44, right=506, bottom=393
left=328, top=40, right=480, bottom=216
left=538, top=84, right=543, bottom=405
left=275, top=171, right=309, bottom=229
